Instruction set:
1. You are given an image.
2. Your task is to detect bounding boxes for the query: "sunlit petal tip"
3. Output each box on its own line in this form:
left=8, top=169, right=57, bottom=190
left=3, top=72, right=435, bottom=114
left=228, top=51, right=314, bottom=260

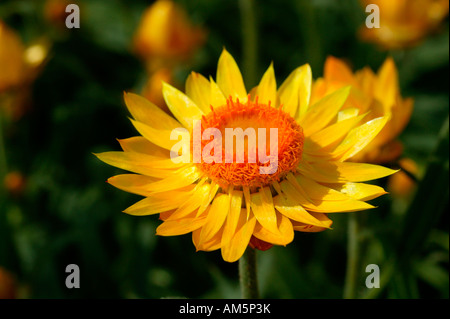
left=220, top=46, right=230, bottom=56
left=277, top=64, right=312, bottom=116
left=256, top=62, right=277, bottom=105
left=216, top=48, right=247, bottom=101
left=161, top=81, right=171, bottom=91
left=380, top=56, right=397, bottom=74
left=123, top=91, right=138, bottom=108
left=94, top=152, right=110, bottom=163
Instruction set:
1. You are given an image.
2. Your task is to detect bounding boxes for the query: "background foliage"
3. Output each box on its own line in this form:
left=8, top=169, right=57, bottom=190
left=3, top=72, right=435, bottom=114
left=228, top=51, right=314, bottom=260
left=0, top=0, right=448, bottom=299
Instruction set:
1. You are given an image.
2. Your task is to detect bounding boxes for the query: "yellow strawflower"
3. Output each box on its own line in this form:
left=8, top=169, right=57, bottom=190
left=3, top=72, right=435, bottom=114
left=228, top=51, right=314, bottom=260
left=96, top=50, right=396, bottom=262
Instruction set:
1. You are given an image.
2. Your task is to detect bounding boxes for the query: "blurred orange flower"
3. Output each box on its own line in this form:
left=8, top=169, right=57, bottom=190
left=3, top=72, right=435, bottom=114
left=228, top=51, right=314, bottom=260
left=0, top=22, right=26, bottom=93
left=43, top=0, right=72, bottom=29
left=359, top=0, right=449, bottom=50
left=388, top=158, right=419, bottom=198
left=0, top=21, right=49, bottom=120
left=0, top=267, right=17, bottom=299
left=312, top=56, right=414, bottom=164
left=4, top=171, right=26, bottom=197
left=133, top=0, right=206, bottom=69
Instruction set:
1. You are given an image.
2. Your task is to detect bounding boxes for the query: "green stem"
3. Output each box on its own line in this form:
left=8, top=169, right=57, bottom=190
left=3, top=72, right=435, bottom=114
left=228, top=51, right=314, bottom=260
left=239, top=247, right=259, bottom=299
left=343, top=213, right=361, bottom=299
left=239, top=0, right=258, bottom=88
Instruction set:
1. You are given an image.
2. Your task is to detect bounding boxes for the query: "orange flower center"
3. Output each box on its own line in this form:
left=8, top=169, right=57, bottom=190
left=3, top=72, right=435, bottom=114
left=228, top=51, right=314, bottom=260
left=196, top=97, right=304, bottom=189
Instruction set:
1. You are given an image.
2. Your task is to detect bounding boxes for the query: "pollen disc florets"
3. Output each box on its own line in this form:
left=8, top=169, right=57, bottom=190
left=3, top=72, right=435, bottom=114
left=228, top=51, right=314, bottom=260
left=196, top=97, right=304, bottom=189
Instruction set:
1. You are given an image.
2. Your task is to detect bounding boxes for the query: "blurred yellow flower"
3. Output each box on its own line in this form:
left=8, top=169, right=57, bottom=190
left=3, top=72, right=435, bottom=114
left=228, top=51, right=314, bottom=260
left=312, top=56, right=413, bottom=164
left=96, top=50, right=396, bottom=262
left=388, top=158, right=419, bottom=198
left=141, top=67, right=173, bottom=114
left=359, top=0, right=449, bottom=50
left=0, top=21, right=49, bottom=120
left=133, top=0, right=206, bottom=68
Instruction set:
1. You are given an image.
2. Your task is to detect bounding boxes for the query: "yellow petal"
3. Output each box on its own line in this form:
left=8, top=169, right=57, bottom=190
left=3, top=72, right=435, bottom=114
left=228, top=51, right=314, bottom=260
left=255, top=62, right=277, bottom=106
left=294, top=174, right=379, bottom=207
left=249, top=187, right=279, bottom=235
left=323, top=182, right=387, bottom=201
left=304, top=113, right=366, bottom=152
left=185, top=71, right=213, bottom=113
left=337, top=107, right=360, bottom=122
left=355, top=66, right=376, bottom=96
left=193, top=227, right=223, bottom=252
left=297, top=64, right=312, bottom=117
left=156, top=214, right=206, bottom=236
left=124, top=92, right=181, bottom=130
left=197, top=180, right=220, bottom=216
left=216, top=49, right=247, bottom=102
left=278, top=178, right=316, bottom=210
left=374, top=57, right=398, bottom=112
left=118, top=136, right=169, bottom=158
left=281, top=176, right=374, bottom=213
left=324, top=56, right=355, bottom=83
left=277, top=64, right=311, bottom=118
left=292, top=213, right=333, bottom=232
left=221, top=209, right=257, bottom=263
left=221, top=190, right=243, bottom=247
left=298, top=86, right=351, bottom=136
left=273, top=193, right=331, bottom=228
left=107, top=174, right=159, bottom=196
left=162, top=82, right=204, bottom=130
left=141, top=165, right=203, bottom=193
left=298, top=160, right=398, bottom=183
left=374, top=97, right=413, bottom=148
left=124, top=190, right=192, bottom=216
left=295, top=174, right=356, bottom=201
left=130, top=118, right=177, bottom=151
left=332, top=116, right=390, bottom=161
left=253, top=212, right=294, bottom=246
left=199, top=193, right=230, bottom=244
left=209, top=76, right=227, bottom=108
left=94, top=151, right=180, bottom=178
left=243, top=186, right=252, bottom=219
left=186, top=72, right=227, bottom=114
left=104, top=151, right=178, bottom=169
left=165, top=182, right=212, bottom=220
